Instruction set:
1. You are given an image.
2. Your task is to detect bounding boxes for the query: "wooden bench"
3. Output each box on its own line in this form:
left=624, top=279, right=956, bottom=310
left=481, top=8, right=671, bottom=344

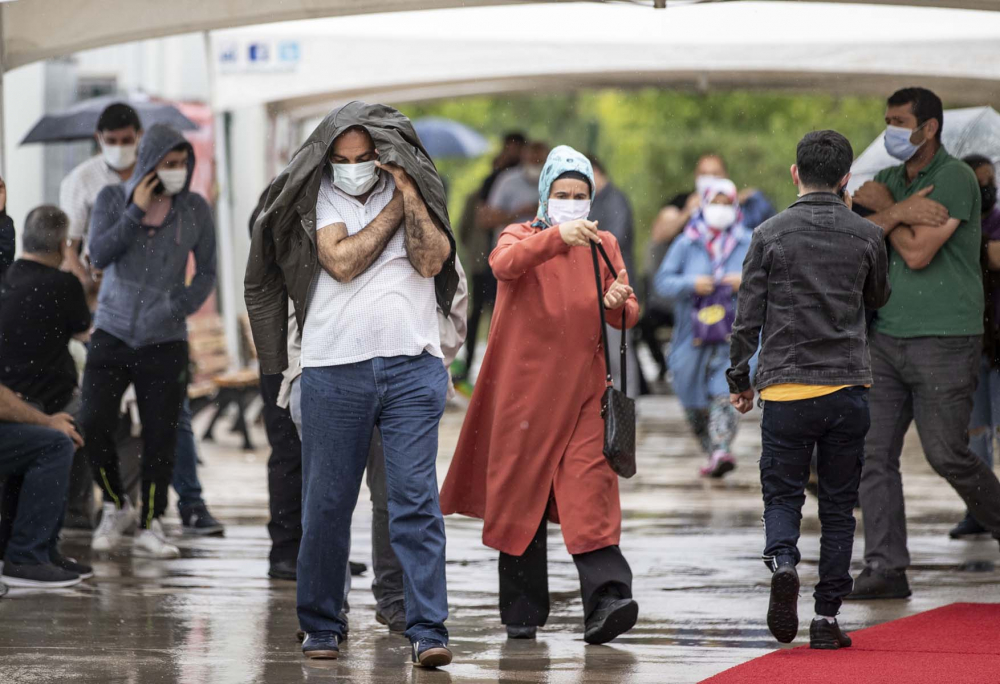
left=188, top=314, right=259, bottom=450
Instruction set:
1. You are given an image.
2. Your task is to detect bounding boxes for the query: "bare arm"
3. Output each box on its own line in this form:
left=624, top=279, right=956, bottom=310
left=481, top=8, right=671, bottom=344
left=987, top=241, right=1000, bottom=271
left=378, top=163, right=451, bottom=278
left=0, top=385, right=84, bottom=447
left=62, top=239, right=90, bottom=284
left=317, top=191, right=404, bottom=283
left=650, top=205, right=692, bottom=245
left=887, top=218, right=961, bottom=271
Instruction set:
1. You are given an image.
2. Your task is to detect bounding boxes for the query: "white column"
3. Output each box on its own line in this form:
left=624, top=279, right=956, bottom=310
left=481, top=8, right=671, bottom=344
left=212, top=110, right=241, bottom=369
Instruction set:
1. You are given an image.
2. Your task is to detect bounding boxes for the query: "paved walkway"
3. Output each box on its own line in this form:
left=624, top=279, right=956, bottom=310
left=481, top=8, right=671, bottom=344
left=1, top=394, right=997, bottom=683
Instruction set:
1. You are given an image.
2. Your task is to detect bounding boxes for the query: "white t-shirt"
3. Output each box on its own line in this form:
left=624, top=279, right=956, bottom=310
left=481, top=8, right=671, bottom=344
left=59, top=155, right=124, bottom=245
left=301, top=171, right=443, bottom=368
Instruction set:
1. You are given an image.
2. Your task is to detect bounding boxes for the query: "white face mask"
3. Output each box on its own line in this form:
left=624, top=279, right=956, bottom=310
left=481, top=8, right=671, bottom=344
left=101, top=142, right=137, bottom=171
left=547, top=199, right=592, bottom=225
left=157, top=168, right=187, bottom=196
left=702, top=203, right=737, bottom=230
left=332, top=161, right=378, bottom=196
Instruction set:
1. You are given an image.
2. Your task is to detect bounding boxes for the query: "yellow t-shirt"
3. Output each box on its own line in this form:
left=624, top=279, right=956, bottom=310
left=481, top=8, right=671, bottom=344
left=759, top=384, right=855, bottom=402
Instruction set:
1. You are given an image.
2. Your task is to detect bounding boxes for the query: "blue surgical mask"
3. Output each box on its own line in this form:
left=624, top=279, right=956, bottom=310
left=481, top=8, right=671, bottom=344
left=884, top=124, right=927, bottom=162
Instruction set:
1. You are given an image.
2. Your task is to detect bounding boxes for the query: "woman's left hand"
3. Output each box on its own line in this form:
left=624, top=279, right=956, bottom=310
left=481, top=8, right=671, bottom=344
left=604, top=269, right=633, bottom=309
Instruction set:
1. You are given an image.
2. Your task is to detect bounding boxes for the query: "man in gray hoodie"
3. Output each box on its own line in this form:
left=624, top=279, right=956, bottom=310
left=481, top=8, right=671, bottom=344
left=79, top=124, right=217, bottom=559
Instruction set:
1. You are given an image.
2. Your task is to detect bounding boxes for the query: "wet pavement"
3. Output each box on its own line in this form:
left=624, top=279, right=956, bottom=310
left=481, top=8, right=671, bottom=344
left=1, top=392, right=999, bottom=683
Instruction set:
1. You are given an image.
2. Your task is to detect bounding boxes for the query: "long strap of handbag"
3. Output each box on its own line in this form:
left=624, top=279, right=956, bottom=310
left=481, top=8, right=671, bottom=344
left=589, top=242, right=628, bottom=393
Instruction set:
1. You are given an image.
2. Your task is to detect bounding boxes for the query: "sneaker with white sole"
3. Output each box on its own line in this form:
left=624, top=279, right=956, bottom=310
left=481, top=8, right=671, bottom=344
left=1, top=562, right=82, bottom=589
left=133, top=519, right=180, bottom=559
left=91, top=499, right=136, bottom=552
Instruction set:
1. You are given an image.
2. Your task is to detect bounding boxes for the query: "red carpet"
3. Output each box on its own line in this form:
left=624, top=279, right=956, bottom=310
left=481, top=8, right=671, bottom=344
left=701, top=603, right=1000, bottom=684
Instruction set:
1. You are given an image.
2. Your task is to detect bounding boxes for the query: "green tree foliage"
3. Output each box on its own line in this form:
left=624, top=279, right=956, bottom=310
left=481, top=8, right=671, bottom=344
left=402, top=89, right=886, bottom=273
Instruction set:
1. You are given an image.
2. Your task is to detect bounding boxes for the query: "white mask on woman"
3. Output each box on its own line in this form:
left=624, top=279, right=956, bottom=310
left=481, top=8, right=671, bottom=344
left=547, top=199, right=592, bottom=225
left=332, top=161, right=379, bottom=196
left=156, top=168, right=187, bottom=196
left=702, top=204, right=737, bottom=230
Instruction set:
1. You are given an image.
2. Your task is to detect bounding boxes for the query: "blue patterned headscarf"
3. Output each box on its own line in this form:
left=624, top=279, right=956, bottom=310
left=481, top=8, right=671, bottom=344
left=533, top=145, right=595, bottom=227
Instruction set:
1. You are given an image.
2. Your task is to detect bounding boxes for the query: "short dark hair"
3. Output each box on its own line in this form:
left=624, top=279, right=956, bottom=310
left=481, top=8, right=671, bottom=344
left=503, top=132, right=527, bottom=146
left=22, top=205, right=68, bottom=255
left=796, top=130, right=854, bottom=190
left=554, top=170, right=593, bottom=196
left=97, top=103, right=142, bottom=133
left=963, top=154, right=994, bottom=173
left=887, top=87, right=944, bottom=141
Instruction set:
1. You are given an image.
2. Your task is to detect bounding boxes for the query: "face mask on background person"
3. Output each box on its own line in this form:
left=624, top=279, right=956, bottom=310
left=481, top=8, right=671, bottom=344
left=101, top=141, right=137, bottom=171
left=983, top=182, right=998, bottom=214
left=884, top=123, right=928, bottom=162
left=157, top=168, right=187, bottom=196
left=547, top=199, right=592, bottom=225
left=702, top=203, right=737, bottom=230
left=332, top=161, right=378, bottom=196
left=523, top=164, right=544, bottom=183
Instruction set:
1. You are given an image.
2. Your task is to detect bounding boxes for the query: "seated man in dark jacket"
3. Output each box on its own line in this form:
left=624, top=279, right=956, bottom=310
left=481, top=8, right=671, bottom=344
left=727, top=131, right=890, bottom=650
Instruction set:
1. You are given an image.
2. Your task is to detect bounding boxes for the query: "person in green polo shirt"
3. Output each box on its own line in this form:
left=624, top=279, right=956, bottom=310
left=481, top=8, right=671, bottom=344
left=849, top=87, right=1000, bottom=600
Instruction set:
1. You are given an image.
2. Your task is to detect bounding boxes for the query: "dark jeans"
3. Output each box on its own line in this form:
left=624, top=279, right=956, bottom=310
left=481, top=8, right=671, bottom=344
left=0, top=423, right=74, bottom=565
left=173, top=399, right=205, bottom=511
left=861, top=333, right=1000, bottom=571
left=761, top=387, right=870, bottom=616
left=259, top=371, right=302, bottom=567
left=79, top=330, right=188, bottom=528
left=463, top=271, right=497, bottom=373
left=499, top=517, right=633, bottom=626
left=297, top=353, right=449, bottom=643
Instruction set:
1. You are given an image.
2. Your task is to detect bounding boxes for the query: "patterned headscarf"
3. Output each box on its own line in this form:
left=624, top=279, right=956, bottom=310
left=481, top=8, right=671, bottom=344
left=684, top=177, right=746, bottom=278
left=532, top=145, right=595, bottom=227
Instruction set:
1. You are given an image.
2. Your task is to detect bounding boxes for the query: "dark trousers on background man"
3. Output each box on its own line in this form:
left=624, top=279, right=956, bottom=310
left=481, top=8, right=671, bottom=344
left=79, top=330, right=187, bottom=527
left=860, top=333, right=1000, bottom=571
left=760, top=387, right=869, bottom=615
left=259, top=372, right=303, bottom=570
left=499, top=517, right=633, bottom=626
left=463, top=271, right=497, bottom=374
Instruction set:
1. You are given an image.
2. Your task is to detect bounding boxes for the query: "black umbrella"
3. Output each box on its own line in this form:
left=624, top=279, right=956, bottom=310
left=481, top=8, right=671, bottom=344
left=20, top=95, right=198, bottom=145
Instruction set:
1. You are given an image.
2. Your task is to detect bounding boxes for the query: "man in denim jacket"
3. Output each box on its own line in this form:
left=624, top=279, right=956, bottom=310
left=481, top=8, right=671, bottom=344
left=727, top=131, right=890, bottom=650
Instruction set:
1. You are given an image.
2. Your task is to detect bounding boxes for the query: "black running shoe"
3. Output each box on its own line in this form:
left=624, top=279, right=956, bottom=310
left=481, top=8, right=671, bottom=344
left=809, top=618, right=852, bottom=650
left=767, top=563, right=799, bottom=643
left=179, top=504, right=225, bottom=537
left=1, top=562, right=82, bottom=589
left=584, top=597, right=639, bottom=645
left=845, top=566, right=911, bottom=600
left=412, top=639, right=452, bottom=668
left=50, top=551, right=94, bottom=580
left=949, top=513, right=988, bottom=539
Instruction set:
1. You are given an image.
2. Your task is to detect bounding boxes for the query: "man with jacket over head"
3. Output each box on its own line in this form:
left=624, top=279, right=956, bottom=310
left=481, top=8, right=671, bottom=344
left=245, top=102, right=458, bottom=668
left=729, top=130, right=890, bottom=650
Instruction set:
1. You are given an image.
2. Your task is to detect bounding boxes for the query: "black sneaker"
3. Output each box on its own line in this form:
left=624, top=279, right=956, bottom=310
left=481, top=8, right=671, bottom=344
left=302, top=631, right=340, bottom=659
left=375, top=600, right=407, bottom=634
left=845, top=566, right=911, bottom=600
left=506, top=625, right=537, bottom=639
left=349, top=561, right=367, bottom=576
left=179, top=504, right=225, bottom=537
left=809, top=618, right=852, bottom=650
left=767, top=563, right=800, bottom=643
left=583, top=597, right=639, bottom=645
left=50, top=551, right=94, bottom=580
left=1, top=562, right=82, bottom=588
left=268, top=559, right=296, bottom=581
left=411, top=639, right=452, bottom=668
left=949, top=513, right=988, bottom=539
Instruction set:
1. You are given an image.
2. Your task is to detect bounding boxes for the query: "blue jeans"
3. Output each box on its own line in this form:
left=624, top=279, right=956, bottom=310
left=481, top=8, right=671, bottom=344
left=969, top=354, right=1000, bottom=470
left=173, top=399, right=205, bottom=510
left=297, top=353, right=449, bottom=643
left=0, top=422, right=75, bottom=565
left=760, top=387, right=869, bottom=616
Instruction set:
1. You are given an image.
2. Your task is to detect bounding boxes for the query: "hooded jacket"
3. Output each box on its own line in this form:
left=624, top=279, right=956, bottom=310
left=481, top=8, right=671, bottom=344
left=89, top=124, right=217, bottom=348
left=245, top=101, right=459, bottom=375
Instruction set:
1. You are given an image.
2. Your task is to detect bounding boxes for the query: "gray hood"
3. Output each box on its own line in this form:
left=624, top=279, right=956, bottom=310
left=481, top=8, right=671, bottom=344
left=124, top=123, right=194, bottom=202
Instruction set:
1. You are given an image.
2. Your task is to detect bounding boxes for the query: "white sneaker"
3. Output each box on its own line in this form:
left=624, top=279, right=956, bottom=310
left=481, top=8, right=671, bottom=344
left=91, top=500, right=136, bottom=552
left=132, top=519, right=180, bottom=559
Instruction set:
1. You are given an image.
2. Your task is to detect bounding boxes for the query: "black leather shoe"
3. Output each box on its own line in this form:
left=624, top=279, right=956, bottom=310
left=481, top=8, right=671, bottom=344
left=506, top=625, right=537, bottom=639
left=767, top=563, right=799, bottom=644
left=349, top=561, right=367, bottom=576
left=949, top=513, right=988, bottom=539
left=845, top=566, right=911, bottom=600
left=809, top=618, right=852, bottom=649
left=302, top=631, right=339, bottom=659
left=375, top=601, right=407, bottom=634
left=268, top=559, right=297, bottom=581
left=584, top=597, right=638, bottom=645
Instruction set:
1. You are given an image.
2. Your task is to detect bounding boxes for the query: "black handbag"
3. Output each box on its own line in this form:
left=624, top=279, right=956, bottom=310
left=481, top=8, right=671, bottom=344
left=590, top=242, right=637, bottom=479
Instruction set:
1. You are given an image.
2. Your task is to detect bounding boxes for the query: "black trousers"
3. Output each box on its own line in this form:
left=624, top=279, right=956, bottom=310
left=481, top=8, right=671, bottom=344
left=79, top=330, right=188, bottom=528
left=761, top=387, right=869, bottom=615
left=498, top=517, right=633, bottom=627
left=259, top=371, right=302, bottom=566
left=463, top=271, right=498, bottom=372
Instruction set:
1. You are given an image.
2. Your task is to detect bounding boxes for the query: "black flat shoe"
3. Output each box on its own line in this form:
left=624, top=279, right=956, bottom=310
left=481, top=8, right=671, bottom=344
left=810, top=618, right=852, bottom=650
left=349, top=561, right=367, bottom=576
left=949, top=513, right=988, bottom=539
left=767, top=563, right=799, bottom=644
left=268, top=559, right=297, bottom=581
left=845, top=566, right=911, bottom=600
left=584, top=597, right=638, bottom=645
left=506, top=625, right=537, bottom=639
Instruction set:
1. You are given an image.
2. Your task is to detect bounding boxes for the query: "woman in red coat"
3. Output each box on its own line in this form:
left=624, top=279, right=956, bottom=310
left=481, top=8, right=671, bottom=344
left=440, top=146, right=640, bottom=644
